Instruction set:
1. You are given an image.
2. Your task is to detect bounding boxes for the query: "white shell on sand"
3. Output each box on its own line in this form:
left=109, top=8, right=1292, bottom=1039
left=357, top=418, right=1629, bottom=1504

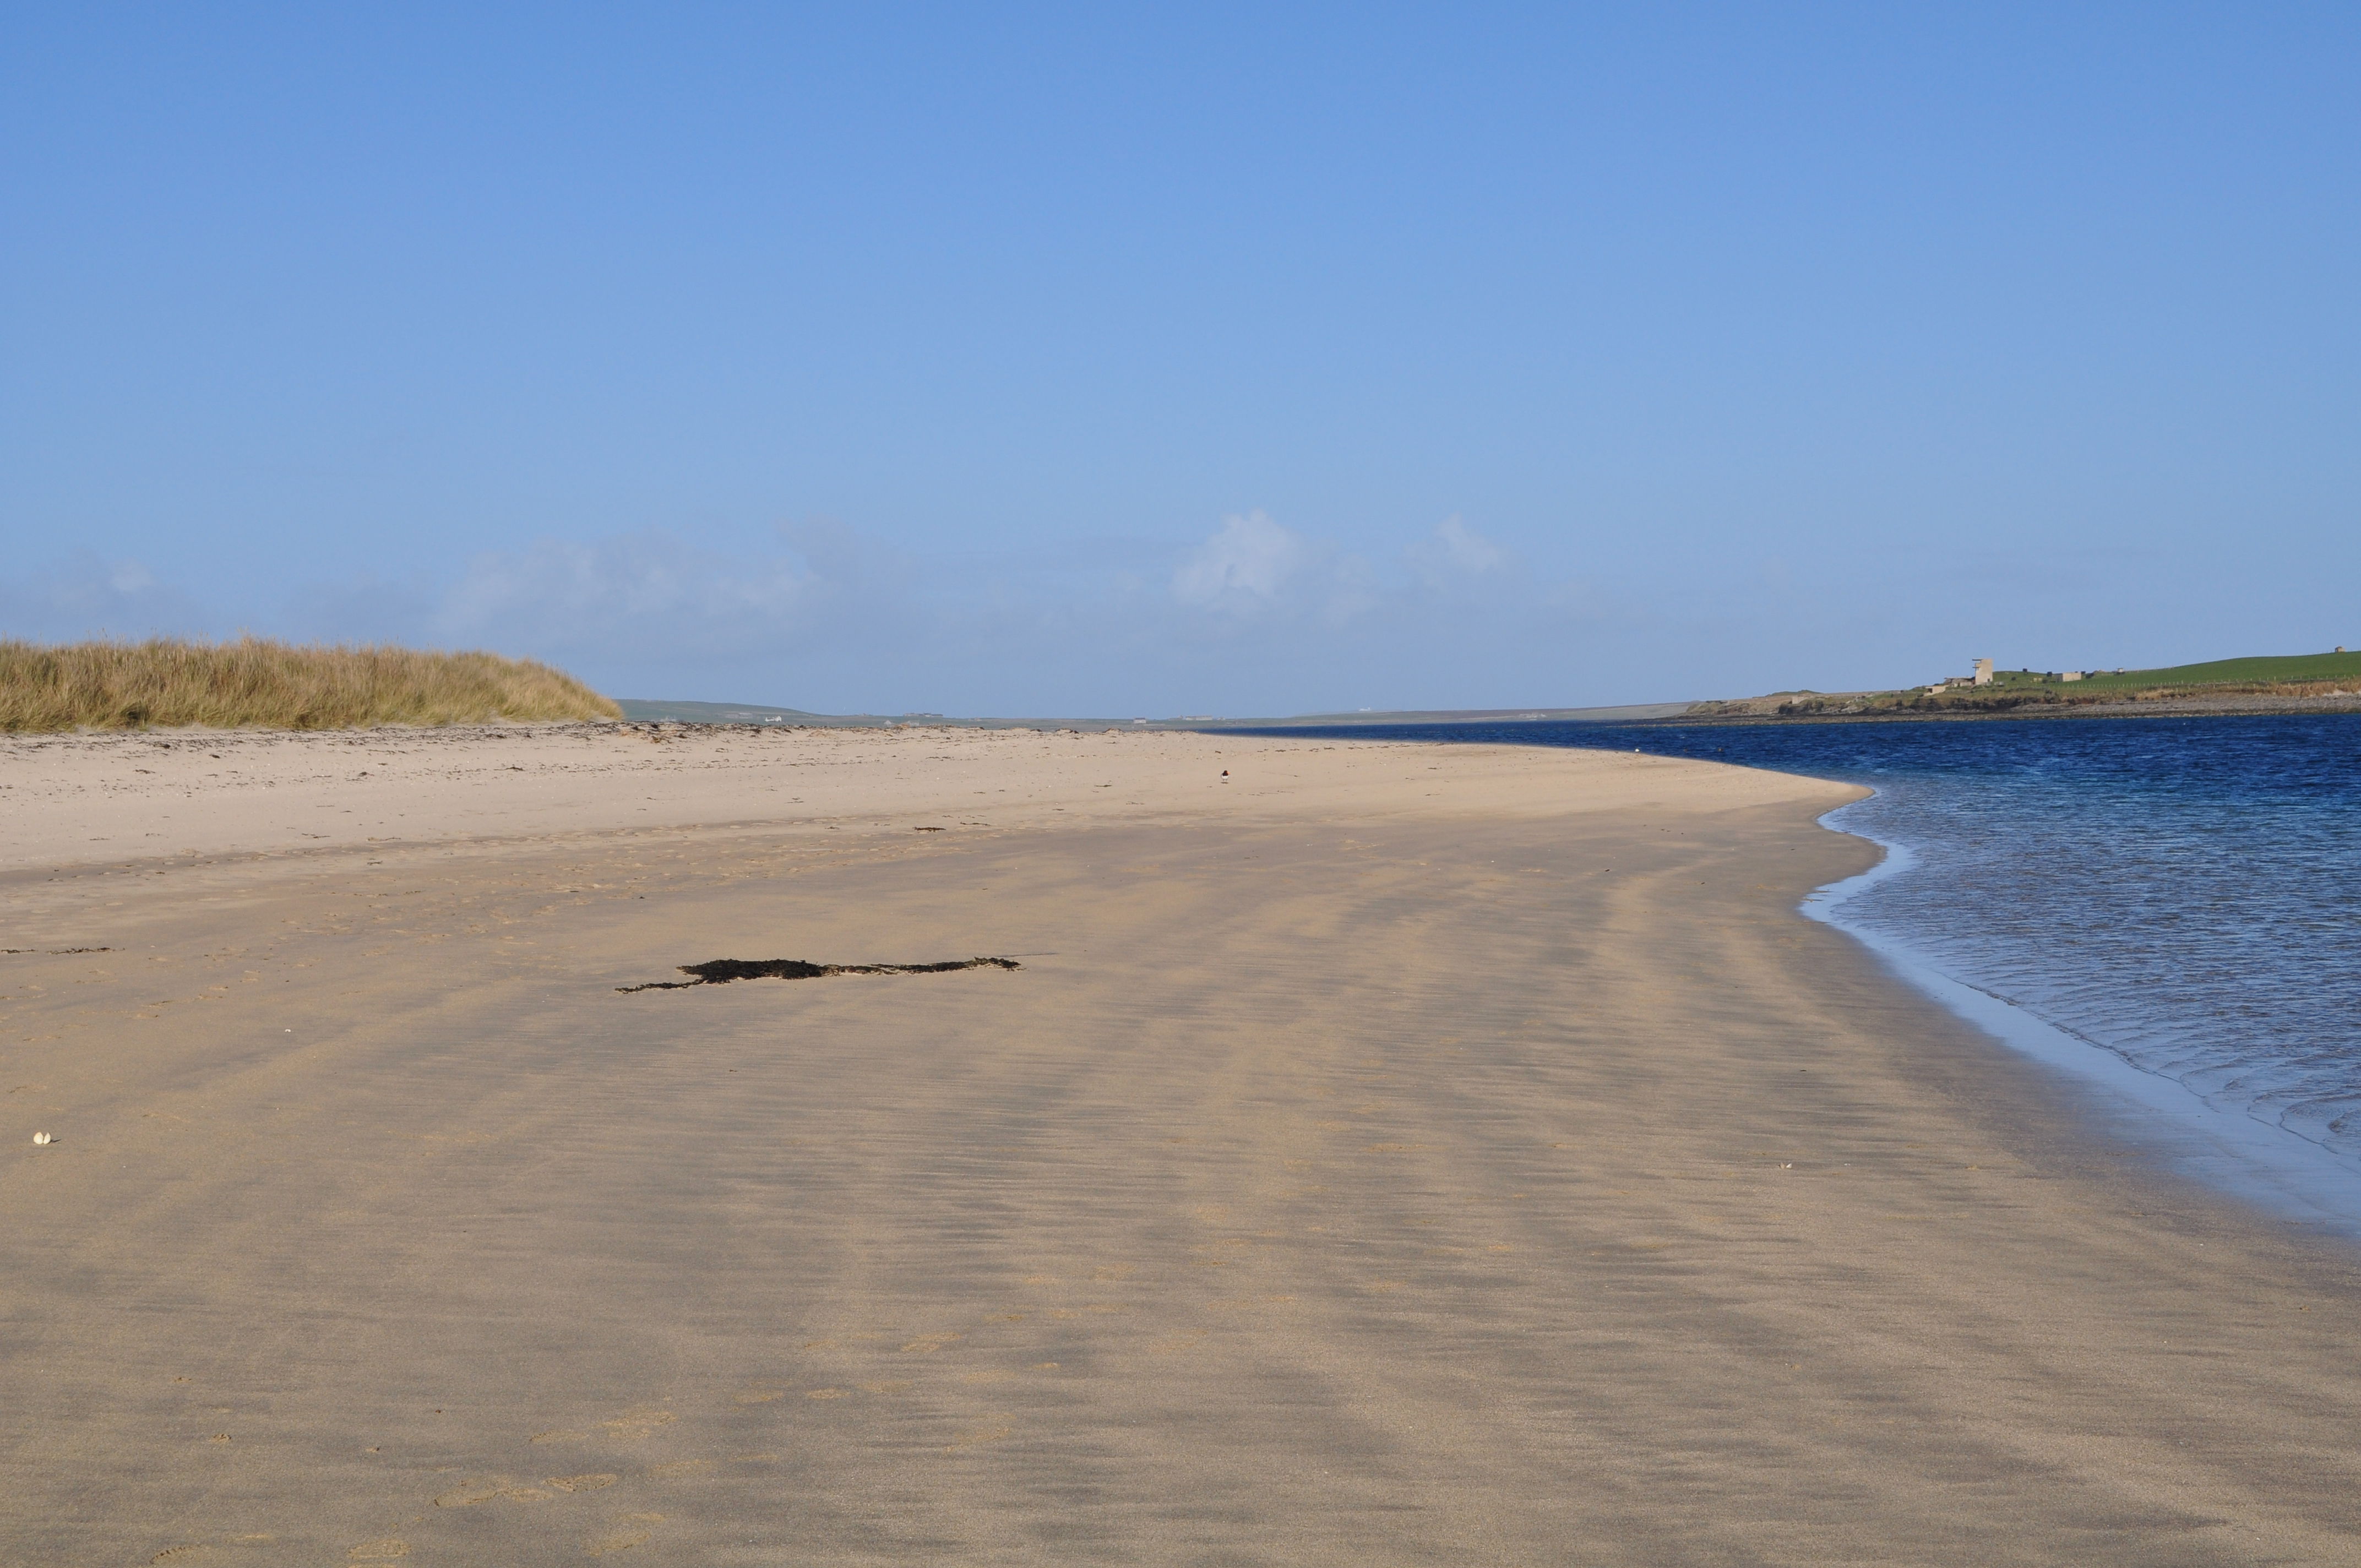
left=31, top=1131, right=52, bottom=1145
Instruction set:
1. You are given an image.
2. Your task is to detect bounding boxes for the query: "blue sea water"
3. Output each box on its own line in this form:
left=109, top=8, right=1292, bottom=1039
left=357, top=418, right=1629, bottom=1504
left=1238, top=714, right=2361, bottom=1202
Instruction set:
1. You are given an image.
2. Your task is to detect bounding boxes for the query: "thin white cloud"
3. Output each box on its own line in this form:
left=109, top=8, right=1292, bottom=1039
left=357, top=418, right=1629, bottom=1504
left=1407, top=515, right=1505, bottom=587
left=433, top=533, right=816, bottom=658
left=105, top=560, right=158, bottom=596
left=1172, top=510, right=1310, bottom=608
left=0, top=552, right=213, bottom=642
left=1169, top=509, right=1385, bottom=627
left=1, top=512, right=1656, bottom=715
left=1436, top=515, right=1504, bottom=573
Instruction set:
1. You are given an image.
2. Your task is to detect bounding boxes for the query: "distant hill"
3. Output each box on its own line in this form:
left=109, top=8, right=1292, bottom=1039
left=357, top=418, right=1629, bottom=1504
left=1214, top=702, right=1697, bottom=728
left=1689, top=647, right=2361, bottom=720
left=614, top=698, right=839, bottom=725
left=2016, top=649, right=2361, bottom=693
left=613, top=698, right=1701, bottom=729
left=616, top=699, right=1135, bottom=728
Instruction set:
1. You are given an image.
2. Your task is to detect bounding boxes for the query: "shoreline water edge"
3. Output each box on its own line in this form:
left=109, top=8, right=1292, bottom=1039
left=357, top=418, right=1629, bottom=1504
left=1228, top=710, right=2361, bottom=1241
left=1804, top=803, right=2361, bottom=1235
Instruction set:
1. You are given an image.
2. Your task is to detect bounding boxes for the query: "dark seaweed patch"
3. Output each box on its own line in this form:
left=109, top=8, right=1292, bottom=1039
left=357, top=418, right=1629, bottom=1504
left=618, top=956, right=1019, bottom=993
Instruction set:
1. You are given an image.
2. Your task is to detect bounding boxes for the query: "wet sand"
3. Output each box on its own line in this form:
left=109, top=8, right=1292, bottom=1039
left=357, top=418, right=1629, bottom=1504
left=4, top=726, right=2359, bottom=1565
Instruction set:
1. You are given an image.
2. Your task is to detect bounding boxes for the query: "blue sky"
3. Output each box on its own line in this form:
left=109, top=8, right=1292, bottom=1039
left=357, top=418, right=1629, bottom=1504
left=5, top=4, right=2355, bottom=715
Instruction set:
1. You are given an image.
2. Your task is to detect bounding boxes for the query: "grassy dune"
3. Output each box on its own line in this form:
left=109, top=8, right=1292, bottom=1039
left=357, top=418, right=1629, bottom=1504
left=0, top=638, right=621, bottom=732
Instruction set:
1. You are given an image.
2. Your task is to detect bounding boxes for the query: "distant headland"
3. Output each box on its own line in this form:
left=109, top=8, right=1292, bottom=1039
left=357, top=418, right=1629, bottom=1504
left=1684, top=647, right=2361, bottom=721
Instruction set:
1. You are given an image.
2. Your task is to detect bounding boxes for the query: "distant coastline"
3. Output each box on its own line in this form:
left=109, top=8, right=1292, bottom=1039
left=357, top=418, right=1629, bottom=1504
left=1652, top=689, right=2361, bottom=726
left=612, top=651, right=2361, bottom=735
left=611, top=689, right=2361, bottom=735
left=612, top=698, right=1701, bottom=732
left=1676, top=648, right=2361, bottom=724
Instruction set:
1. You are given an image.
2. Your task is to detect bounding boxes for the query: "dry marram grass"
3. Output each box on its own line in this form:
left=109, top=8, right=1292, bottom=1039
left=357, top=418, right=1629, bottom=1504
left=0, top=639, right=621, bottom=732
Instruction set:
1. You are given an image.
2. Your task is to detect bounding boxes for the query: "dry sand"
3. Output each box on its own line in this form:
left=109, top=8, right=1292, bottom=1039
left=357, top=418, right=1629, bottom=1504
left=4, top=725, right=2359, bottom=1565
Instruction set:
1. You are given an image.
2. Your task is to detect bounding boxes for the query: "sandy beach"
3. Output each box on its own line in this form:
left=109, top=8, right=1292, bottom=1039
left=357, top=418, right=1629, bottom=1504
left=4, top=725, right=2359, bottom=1565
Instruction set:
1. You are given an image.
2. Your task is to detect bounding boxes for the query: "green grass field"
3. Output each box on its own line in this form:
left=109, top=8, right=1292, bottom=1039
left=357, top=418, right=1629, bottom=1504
left=1687, top=647, right=2361, bottom=720
left=1986, top=649, right=2361, bottom=693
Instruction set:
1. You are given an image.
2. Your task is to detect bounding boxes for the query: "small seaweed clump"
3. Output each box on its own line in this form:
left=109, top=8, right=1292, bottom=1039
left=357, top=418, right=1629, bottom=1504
left=0, top=638, right=622, bottom=732
left=618, top=957, right=1022, bottom=993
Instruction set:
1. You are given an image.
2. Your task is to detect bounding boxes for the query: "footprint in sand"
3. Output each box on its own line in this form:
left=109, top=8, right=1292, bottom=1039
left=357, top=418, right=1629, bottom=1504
left=585, top=1515, right=663, bottom=1556
left=587, top=1532, right=649, bottom=1557
left=945, top=1423, right=1014, bottom=1451
left=150, top=1538, right=279, bottom=1564
left=433, top=1477, right=550, bottom=1507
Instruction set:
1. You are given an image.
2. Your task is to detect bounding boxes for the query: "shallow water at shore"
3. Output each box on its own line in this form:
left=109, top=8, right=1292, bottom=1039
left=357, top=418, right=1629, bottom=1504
left=1240, top=714, right=2361, bottom=1193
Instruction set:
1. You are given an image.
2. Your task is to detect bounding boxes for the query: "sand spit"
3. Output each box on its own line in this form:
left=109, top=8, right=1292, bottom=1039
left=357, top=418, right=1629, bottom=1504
left=0, top=721, right=1721, bottom=875
left=3, top=728, right=2359, bottom=1564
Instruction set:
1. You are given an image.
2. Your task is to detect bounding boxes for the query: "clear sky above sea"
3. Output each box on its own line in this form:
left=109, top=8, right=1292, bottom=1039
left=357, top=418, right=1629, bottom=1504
left=4, top=4, right=2356, bottom=716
